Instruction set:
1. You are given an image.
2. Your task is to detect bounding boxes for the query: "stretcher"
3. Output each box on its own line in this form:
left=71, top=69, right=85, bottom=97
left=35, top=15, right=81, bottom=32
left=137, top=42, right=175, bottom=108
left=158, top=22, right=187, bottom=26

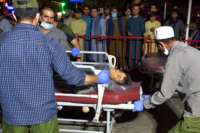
left=55, top=51, right=145, bottom=133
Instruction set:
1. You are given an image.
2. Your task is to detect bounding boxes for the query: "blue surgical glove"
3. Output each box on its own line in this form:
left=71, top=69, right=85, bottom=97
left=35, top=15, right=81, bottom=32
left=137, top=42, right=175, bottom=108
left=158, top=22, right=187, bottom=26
left=71, top=48, right=80, bottom=57
left=97, top=71, right=110, bottom=84
left=143, top=95, right=155, bottom=109
left=134, top=100, right=144, bottom=112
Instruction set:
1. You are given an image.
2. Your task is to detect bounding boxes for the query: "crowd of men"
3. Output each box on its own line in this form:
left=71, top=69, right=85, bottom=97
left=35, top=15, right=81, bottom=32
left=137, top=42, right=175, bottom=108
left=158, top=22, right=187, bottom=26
left=0, top=2, right=198, bottom=69
left=62, top=4, right=186, bottom=68
left=1, top=1, right=200, bottom=133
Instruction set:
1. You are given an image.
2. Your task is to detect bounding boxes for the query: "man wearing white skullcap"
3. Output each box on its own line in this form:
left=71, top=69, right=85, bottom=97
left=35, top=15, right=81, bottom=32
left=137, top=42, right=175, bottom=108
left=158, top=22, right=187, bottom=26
left=144, top=26, right=200, bottom=133
left=0, top=1, right=127, bottom=132
left=0, top=0, right=125, bottom=133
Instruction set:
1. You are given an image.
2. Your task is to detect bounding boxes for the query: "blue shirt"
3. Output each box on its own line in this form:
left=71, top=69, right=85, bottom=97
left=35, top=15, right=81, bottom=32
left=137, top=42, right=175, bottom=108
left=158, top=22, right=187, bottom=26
left=82, top=15, right=92, bottom=37
left=0, top=18, right=12, bottom=33
left=126, top=16, right=145, bottom=36
left=0, top=24, right=85, bottom=125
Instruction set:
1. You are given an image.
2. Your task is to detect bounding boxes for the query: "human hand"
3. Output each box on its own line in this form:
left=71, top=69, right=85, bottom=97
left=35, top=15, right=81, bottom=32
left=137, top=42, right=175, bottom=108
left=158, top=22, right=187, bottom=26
left=143, top=95, right=156, bottom=109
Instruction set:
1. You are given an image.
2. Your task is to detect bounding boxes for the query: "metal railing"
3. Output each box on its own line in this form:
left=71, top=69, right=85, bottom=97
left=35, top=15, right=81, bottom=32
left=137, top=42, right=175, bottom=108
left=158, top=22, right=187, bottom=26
left=75, top=35, right=200, bottom=68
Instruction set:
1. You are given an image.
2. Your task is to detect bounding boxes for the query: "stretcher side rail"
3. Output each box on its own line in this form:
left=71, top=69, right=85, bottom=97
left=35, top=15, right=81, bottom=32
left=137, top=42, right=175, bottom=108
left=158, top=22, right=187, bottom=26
left=66, top=51, right=117, bottom=68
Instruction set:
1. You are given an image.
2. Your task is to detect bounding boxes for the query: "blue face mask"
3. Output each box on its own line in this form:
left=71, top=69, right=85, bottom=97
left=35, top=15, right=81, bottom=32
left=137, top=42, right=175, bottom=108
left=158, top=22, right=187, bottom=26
left=111, top=12, right=117, bottom=18
left=40, top=22, right=54, bottom=30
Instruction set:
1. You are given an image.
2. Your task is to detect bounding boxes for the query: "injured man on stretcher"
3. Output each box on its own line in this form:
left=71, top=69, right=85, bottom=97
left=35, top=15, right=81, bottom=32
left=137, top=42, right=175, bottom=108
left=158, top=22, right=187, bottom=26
left=54, top=65, right=129, bottom=94
left=53, top=49, right=131, bottom=94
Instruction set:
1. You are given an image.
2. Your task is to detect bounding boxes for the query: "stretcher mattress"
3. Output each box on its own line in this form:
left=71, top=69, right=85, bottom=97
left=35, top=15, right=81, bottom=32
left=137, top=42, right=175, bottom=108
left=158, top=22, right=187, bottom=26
left=56, top=82, right=140, bottom=104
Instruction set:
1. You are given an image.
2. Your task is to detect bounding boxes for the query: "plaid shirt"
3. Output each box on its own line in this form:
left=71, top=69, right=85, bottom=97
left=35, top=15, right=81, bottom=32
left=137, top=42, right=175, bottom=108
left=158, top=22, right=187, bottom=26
left=0, top=24, right=85, bottom=125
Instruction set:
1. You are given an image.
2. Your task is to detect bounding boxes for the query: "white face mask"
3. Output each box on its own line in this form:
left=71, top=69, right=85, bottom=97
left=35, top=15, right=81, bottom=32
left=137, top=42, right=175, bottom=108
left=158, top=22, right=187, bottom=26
left=111, top=12, right=117, bottom=18
left=40, top=22, right=54, bottom=30
left=163, top=47, right=169, bottom=55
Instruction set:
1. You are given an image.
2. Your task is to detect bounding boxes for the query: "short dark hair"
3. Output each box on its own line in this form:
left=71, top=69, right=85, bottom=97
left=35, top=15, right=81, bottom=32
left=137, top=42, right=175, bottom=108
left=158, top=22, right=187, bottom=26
left=91, top=6, right=98, bottom=11
left=40, top=6, right=56, bottom=17
left=111, top=7, right=118, bottom=11
left=13, top=0, right=39, bottom=21
left=132, top=4, right=140, bottom=8
left=150, top=3, right=158, bottom=7
left=83, top=4, right=90, bottom=9
left=15, top=8, right=38, bottom=21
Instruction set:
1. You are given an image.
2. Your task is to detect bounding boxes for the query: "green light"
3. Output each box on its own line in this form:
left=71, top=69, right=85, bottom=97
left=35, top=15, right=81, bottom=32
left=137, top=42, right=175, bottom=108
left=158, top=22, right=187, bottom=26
left=59, top=1, right=68, bottom=15
left=62, top=11, right=66, bottom=14
left=61, top=2, right=65, bottom=7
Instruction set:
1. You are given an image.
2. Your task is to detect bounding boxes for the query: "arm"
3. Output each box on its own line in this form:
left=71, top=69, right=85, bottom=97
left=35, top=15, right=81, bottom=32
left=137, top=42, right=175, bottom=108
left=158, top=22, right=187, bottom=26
left=59, top=24, right=77, bottom=48
left=179, top=20, right=185, bottom=39
left=61, top=31, right=71, bottom=50
left=81, top=21, right=87, bottom=36
left=141, top=17, right=145, bottom=35
left=151, top=54, right=183, bottom=105
left=85, top=68, right=127, bottom=85
left=51, top=39, right=126, bottom=85
left=144, top=22, right=150, bottom=36
left=71, top=38, right=80, bottom=49
left=51, top=40, right=85, bottom=86
left=84, top=75, right=98, bottom=85
left=126, top=19, right=132, bottom=35
left=61, top=25, right=80, bottom=49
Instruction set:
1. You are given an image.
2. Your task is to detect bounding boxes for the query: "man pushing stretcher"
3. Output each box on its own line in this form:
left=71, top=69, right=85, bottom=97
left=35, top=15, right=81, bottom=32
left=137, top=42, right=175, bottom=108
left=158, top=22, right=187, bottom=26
left=0, top=0, right=127, bottom=133
left=145, top=26, right=200, bottom=133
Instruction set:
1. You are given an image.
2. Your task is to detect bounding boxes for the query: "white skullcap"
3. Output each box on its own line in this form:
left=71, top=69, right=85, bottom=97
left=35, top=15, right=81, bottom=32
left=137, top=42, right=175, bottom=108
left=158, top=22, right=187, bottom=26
left=155, top=26, right=175, bottom=40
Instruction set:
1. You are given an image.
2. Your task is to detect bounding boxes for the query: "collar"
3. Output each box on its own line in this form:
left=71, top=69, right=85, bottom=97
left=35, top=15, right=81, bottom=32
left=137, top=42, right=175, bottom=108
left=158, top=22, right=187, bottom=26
left=15, top=23, right=38, bottom=31
left=170, top=41, right=187, bottom=54
left=127, top=15, right=132, bottom=18
left=83, top=15, right=90, bottom=18
left=133, top=15, right=139, bottom=18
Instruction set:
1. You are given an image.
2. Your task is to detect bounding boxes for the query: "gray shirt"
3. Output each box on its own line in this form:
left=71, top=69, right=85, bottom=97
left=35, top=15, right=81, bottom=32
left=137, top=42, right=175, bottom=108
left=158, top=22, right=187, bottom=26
left=47, top=27, right=71, bottom=50
left=151, top=41, right=200, bottom=117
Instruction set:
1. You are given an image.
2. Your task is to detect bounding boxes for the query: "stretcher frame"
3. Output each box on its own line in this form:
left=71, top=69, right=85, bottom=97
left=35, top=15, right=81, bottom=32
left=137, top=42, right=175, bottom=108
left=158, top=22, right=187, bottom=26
left=56, top=51, right=143, bottom=133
